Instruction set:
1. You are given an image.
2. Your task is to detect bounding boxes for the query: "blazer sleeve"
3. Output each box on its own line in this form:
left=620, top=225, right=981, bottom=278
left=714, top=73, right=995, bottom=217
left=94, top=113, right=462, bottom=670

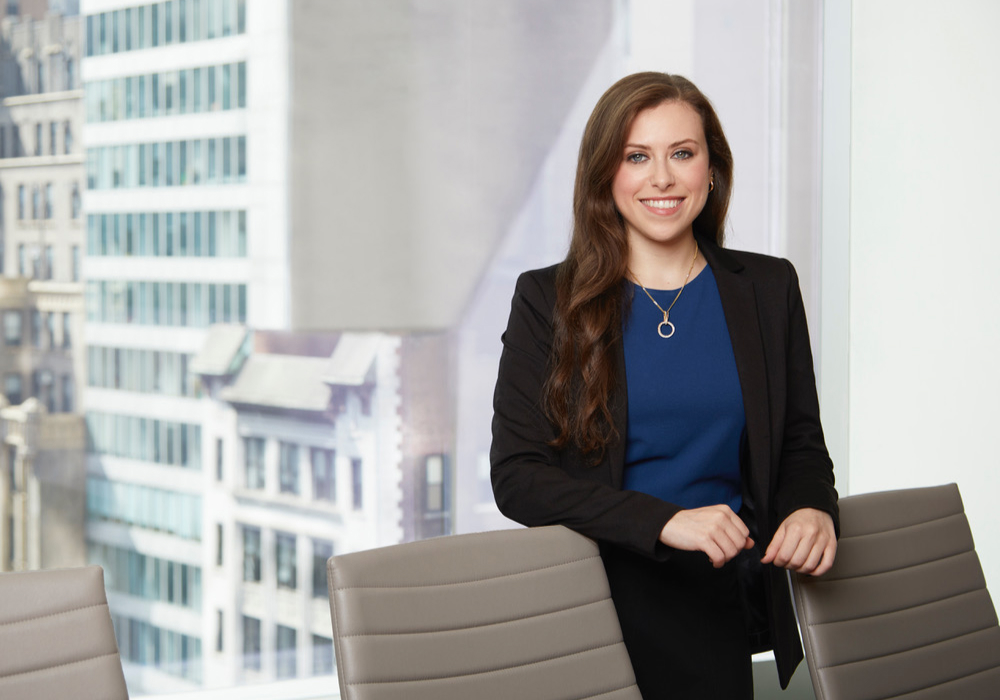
left=490, top=270, right=682, bottom=559
left=771, top=260, right=840, bottom=534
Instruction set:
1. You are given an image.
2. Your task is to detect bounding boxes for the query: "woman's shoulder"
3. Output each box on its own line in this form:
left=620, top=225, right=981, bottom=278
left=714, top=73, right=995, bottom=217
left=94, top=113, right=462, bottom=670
left=513, top=262, right=563, bottom=308
left=706, top=240, right=799, bottom=286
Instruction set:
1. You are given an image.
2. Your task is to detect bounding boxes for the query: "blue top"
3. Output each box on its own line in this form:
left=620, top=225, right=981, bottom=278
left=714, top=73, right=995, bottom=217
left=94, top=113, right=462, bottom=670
left=622, top=267, right=745, bottom=512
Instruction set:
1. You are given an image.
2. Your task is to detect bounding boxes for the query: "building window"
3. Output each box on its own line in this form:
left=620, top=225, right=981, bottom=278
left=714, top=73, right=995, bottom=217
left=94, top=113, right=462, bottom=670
left=4, top=374, right=22, bottom=405
left=216, top=610, right=224, bottom=653
left=242, top=616, right=261, bottom=671
left=425, top=454, right=447, bottom=512
left=44, top=245, right=53, bottom=279
left=216, top=437, right=224, bottom=481
left=71, top=245, right=80, bottom=281
left=31, top=310, right=42, bottom=346
left=61, top=312, right=71, bottom=348
left=17, top=244, right=25, bottom=276
left=311, top=448, right=335, bottom=502
left=34, top=123, right=42, bottom=156
left=312, top=635, right=333, bottom=676
left=279, top=442, right=299, bottom=495
left=17, top=184, right=25, bottom=219
left=244, top=437, right=264, bottom=489
left=276, top=625, right=296, bottom=679
left=49, top=122, right=56, bottom=155
left=32, top=186, right=40, bottom=219
left=61, top=375, right=73, bottom=412
left=64, top=121, right=72, bottom=154
left=351, top=457, right=363, bottom=510
left=3, top=312, right=21, bottom=346
left=216, top=523, right=223, bottom=566
left=276, top=532, right=296, bottom=590
left=71, top=184, right=81, bottom=219
left=45, top=312, right=54, bottom=347
left=44, top=184, right=53, bottom=219
left=242, top=526, right=260, bottom=582
left=312, top=540, right=333, bottom=599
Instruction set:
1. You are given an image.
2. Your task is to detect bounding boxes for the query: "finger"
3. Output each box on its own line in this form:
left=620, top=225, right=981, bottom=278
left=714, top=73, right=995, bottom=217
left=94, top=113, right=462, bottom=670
left=773, top=530, right=809, bottom=569
left=702, top=541, right=726, bottom=568
left=786, top=532, right=818, bottom=571
left=795, top=541, right=825, bottom=574
left=761, top=527, right=785, bottom=564
left=744, top=537, right=756, bottom=551
left=810, top=540, right=838, bottom=577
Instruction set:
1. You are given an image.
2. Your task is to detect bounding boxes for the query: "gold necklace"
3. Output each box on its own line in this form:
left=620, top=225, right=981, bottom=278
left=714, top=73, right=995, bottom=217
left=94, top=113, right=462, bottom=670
left=634, top=241, right=699, bottom=339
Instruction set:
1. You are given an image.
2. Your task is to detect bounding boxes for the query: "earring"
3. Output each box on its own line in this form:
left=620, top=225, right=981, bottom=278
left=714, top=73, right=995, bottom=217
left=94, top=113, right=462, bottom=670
left=709, top=177, right=715, bottom=193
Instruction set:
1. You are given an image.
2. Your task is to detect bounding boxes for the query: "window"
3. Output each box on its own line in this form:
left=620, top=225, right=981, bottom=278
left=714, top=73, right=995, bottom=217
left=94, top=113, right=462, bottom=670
left=4, top=374, right=22, bottom=405
left=425, top=454, right=447, bottom=512
left=312, top=635, right=333, bottom=676
left=312, top=539, right=333, bottom=599
left=62, top=312, right=72, bottom=348
left=49, top=122, right=56, bottom=155
left=17, top=244, right=25, bottom=276
left=31, top=310, right=42, bottom=346
left=278, top=442, right=299, bottom=495
left=275, top=532, right=296, bottom=590
left=61, top=375, right=73, bottom=412
left=242, top=616, right=261, bottom=671
left=44, top=245, right=53, bottom=279
left=71, top=245, right=80, bottom=281
left=44, top=184, right=53, bottom=219
left=17, top=184, right=25, bottom=219
left=32, top=186, right=40, bottom=219
left=242, top=526, right=260, bottom=582
left=351, top=457, right=363, bottom=510
left=2, top=319, right=25, bottom=360
left=34, top=123, right=41, bottom=156
left=216, top=437, right=224, bottom=481
left=311, top=448, right=335, bottom=502
left=64, top=122, right=72, bottom=154
left=216, top=610, right=224, bottom=653
left=71, top=184, right=81, bottom=219
left=45, top=312, right=55, bottom=347
left=216, top=523, right=224, bottom=566
left=244, top=437, right=264, bottom=489
left=276, top=625, right=296, bottom=679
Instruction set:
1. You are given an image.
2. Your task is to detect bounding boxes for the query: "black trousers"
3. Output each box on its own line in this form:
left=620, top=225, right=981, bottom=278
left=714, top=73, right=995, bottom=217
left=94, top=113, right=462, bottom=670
left=601, top=545, right=754, bottom=700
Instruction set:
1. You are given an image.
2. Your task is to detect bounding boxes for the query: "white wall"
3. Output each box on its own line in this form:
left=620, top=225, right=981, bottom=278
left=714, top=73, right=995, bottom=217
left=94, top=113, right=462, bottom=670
left=845, top=0, right=1000, bottom=595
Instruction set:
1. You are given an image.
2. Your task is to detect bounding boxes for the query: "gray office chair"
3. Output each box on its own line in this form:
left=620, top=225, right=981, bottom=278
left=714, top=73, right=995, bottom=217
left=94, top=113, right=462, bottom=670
left=0, top=565, right=128, bottom=700
left=792, top=483, right=1000, bottom=700
left=327, top=525, right=642, bottom=700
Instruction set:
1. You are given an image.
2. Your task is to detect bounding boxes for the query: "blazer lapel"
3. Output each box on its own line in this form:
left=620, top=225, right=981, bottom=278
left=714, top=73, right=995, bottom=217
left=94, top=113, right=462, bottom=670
left=700, top=241, right=772, bottom=517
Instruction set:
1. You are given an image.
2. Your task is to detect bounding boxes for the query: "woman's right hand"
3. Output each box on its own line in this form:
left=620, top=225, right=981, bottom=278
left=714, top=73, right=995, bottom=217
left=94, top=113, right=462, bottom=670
left=659, top=505, right=754, bottom=567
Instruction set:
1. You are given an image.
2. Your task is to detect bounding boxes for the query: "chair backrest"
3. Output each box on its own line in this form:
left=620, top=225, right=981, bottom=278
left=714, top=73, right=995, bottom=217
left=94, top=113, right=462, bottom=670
left=0, top=565, right=128, bottom=700
left=327, top=524, right=642, bottom=700
left=792, top=483, right=1000, bottom=700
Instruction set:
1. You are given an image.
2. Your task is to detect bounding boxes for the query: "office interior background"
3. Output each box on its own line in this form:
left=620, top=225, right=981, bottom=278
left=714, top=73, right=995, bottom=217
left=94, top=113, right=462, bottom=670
left=0, top=0, right=997, bottom=698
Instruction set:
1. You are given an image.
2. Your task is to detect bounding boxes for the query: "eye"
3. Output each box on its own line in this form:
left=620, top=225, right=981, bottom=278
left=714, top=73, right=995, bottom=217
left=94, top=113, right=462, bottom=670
left=672, top=149, right=693, bottom=160
left=626, top=152, right=648, bottom=163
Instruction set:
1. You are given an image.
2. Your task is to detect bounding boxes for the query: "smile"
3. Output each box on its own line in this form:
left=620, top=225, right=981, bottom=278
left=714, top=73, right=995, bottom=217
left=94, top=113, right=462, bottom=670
left=640, top=198, right=683, bottom=211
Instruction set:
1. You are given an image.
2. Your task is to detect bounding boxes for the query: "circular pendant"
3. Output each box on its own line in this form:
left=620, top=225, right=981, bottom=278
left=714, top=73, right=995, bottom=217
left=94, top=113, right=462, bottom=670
left=657, top=320, right=675, bottom=339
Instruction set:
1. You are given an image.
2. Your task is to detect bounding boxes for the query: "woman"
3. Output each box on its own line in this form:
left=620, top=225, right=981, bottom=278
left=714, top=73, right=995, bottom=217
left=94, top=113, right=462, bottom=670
left=491, top=72, right=838, bottom=698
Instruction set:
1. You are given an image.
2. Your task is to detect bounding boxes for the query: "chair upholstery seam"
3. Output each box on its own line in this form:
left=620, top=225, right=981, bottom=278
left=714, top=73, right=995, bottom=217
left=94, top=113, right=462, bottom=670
left=332, top=552, right=602, bottom=590
left=574, top=681, right=640, bottom=699
left=345, top=640, right=627, bottom=685
left=805, top=587, right=987, bottom=628
left=337, top=596, right=610, bottom=638
left=0, top=651, right=120, bottom=682
left=814, top=623, right=999, bottom=671
left=870, top=662, right=1000, bottom=699
left=0, top=602, right=109, bottom=629
left=838, top=511, right=963, bottom=541
left=814, top=548, right=975, bottom=585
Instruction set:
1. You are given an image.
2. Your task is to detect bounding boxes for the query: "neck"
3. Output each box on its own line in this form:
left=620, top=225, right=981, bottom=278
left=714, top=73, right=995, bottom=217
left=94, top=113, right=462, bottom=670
left=628, top=235, right=701, bottom=289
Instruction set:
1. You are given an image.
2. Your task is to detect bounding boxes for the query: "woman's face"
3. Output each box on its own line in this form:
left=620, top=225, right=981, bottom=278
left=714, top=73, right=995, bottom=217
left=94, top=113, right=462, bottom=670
left=611, top=100, right=712, bottom=255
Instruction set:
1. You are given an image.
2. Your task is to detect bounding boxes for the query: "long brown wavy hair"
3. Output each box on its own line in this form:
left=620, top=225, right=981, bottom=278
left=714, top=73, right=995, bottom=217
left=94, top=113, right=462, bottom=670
left=543, top=72, right=734, bottom=457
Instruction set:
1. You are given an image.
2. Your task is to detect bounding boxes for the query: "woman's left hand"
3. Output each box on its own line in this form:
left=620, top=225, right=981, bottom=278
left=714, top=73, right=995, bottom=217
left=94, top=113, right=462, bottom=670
left=761, top=507, right=837, bottom=576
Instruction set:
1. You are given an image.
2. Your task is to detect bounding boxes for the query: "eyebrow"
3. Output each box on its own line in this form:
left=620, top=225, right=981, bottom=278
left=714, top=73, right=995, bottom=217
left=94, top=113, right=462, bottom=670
left=624, top=139, right=699, bottom=150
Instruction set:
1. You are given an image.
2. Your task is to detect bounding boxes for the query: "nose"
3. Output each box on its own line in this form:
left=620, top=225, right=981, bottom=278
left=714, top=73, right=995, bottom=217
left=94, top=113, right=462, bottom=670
left=650, top=158, right=674, bottom=189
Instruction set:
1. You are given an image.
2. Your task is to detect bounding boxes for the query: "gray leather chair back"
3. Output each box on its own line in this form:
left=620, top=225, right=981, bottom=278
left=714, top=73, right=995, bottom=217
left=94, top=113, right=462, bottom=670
left=327, top=525, right=642, bottom=700
left=792, top=483, right=1000, bottom=700
left=0, top=565, right=128, bottom=700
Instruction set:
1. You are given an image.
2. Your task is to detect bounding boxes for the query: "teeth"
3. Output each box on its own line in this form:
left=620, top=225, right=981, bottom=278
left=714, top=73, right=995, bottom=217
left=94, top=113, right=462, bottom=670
left=643, top=199, right=681, bottom=209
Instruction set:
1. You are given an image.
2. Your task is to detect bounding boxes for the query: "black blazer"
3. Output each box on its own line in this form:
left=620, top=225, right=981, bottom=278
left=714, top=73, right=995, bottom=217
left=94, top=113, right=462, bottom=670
left=490, top=237, right=839, bottom=688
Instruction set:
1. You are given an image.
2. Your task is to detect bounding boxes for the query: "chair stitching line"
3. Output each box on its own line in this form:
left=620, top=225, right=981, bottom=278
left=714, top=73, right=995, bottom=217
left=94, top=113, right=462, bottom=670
left=838, top=511, right=963, bottom=541
left=345, top=640, right=626, bottom=686
left=0, top=603, right=109, bottom=629
left=813, top=549, right=975, bottom=585
left=574, top=681, right=640, bottom=699
left=0, top=652, right=121, bottom=682
left=338, top=596, right=609, bottom=638
left=333, top=552, right=602, bottom=591
left=806, top=588, right=988, bottom=628
left=873, top=662, right=1000, bottom=700
left=814, top=624, right=999, bottom=671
